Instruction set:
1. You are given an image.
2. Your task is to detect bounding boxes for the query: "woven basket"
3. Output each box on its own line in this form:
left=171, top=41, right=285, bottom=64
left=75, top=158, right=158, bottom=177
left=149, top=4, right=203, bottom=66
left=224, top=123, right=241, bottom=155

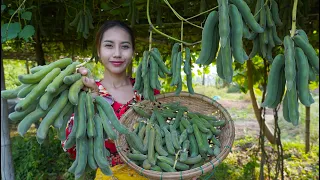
left=115, top=91, right=235, bottom=180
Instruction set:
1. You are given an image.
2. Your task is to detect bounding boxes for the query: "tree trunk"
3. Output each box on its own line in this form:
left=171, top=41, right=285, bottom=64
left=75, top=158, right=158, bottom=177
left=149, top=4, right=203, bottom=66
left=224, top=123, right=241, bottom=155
left=26, top=60, right=30, bottom=74
left=33, top=9, right=45, bottom=66
left=247, top=60, right=275, bottom=144
left=1, top=43, right=15, bottom=180
left=305, top=106, right=310, bottom=153
left=202, top=69, right=205, bottom=85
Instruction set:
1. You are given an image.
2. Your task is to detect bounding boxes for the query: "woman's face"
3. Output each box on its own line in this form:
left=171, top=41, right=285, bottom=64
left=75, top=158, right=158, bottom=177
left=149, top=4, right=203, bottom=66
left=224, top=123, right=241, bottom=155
left=98, top=26, right=134, bottom=75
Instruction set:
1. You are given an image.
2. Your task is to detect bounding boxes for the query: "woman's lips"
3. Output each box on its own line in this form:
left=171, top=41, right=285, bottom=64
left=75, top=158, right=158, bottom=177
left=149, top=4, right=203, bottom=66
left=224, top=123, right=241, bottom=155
left=110, top=61, right=124, bottom=66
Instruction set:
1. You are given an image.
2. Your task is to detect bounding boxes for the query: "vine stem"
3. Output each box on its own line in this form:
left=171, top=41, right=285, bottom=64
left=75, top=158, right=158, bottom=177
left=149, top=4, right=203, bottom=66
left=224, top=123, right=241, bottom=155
left=181, top=21, right=184, bottom=51
left=6, top=0, right=27, bottom=33
left=146, top=0, right=201, bottom=46
left=290, top=0, right=298, bottom=37
left=149, top=27, right=152, bottom=51
left=186, top=6, right=218, bottom=21
left=254, top=0, right=270, bottom=18
left=163, top=0, right=203, bottom=29
left=173, top=150, right=182, bottom=169
left=84, top=0, right=86, bottom=12
left=76, top=61, right=89, bottom=68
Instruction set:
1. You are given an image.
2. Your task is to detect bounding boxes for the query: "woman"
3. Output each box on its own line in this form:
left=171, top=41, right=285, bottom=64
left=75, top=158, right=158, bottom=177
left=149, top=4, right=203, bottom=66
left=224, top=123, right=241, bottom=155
left=62, top=20, right=159, bottom=179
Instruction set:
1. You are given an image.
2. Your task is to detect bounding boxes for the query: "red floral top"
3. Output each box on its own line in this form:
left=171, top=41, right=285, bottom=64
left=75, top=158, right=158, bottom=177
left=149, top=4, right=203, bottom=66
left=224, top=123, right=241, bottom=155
left=61, top=78, right=160, bottom=167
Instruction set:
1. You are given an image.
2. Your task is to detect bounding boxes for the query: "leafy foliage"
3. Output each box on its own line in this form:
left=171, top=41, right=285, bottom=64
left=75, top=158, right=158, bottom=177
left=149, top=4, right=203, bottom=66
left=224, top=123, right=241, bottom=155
left=11, top=128, right=96, bottom=180
left=198, top=135, right=319, bottom=180
left=3, top=59, right=28, bottom=90
left=1, top=2, right=35, bottom=43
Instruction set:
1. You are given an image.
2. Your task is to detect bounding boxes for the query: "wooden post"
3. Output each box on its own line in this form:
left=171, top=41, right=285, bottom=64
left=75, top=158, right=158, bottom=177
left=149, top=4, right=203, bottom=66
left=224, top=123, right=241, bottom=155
left=1, top=43, right=15, bottom=180
left=26, top=60, right=30, bottom=74
left=305, top=106, right=310, bottom=153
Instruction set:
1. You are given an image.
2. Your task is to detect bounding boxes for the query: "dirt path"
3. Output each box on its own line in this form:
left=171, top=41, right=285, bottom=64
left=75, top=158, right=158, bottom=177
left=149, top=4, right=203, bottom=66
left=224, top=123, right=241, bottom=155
left=216, top=99, right=274, bottom=140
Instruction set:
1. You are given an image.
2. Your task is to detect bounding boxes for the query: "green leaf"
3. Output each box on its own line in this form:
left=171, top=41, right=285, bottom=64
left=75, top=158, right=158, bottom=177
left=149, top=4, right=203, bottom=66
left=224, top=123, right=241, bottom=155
left=109, top=9, right=121, bottom=15
left=8, top=9, right=15, bottom=15
left=203, top=66, right=210, bottom=74
left=197, top=69, right=202, bottom=76
left=18, top=25, right=35, bottom=42
left=1, top=22, right=21, bottom=43
left=101, top=2, right=111, bottom=10
left=1, top=5, right=6, bottom=13
left=21, top=11, right=32, bottom=20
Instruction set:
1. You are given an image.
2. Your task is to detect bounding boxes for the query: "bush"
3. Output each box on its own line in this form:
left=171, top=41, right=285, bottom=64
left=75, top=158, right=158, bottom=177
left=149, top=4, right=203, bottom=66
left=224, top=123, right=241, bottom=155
left=227, top=84, right=241, bottom=93
left=11, top=127, right=95, bottom=180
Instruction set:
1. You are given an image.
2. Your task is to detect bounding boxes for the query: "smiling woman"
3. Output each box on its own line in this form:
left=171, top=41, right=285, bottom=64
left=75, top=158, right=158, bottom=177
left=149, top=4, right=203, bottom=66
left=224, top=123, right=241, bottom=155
left=61, top=20, right=159, bottom=179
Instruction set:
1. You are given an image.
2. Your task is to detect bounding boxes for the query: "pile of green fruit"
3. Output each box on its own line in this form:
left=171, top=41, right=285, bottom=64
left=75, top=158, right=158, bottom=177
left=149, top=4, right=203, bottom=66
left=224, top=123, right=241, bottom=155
left=125, top=101, right=226, bottom=172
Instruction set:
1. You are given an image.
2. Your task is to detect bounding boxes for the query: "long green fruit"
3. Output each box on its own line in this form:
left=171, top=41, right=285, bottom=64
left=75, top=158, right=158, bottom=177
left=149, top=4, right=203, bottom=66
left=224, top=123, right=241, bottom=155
left=229, top=4, right=245, bottom=64
left=46, top=62, right=79, bottom=93
left=284, top=35, right=296, bottom=91
left=261, top=54, right=285, bottom=108
left=293, top=34, right=319, bottom=73
left=230, top=0, right=264, bottom=33
left=196, top=11, right=219, bottom=65
left=221, top=38, right=233, bottom=83
left=18, top=58, right=72, bottom=84
left=15, top=68, right=61, bottom=112
left=150, top=48, right=171, bottom=75
left=218, top=0, right=230, bottom=48
left=204, top=24, right=220, bottom=65
left=286, top=86, right=300, bottom=126
left=1, top=84, right=28, bottom=99
left=95, top=96, right=129, bottom=134
left=295, top=47, right=312, bottom=106
left=36, top=90, right=69, bottom=141
left=270, top=0, right=283, bottom=26
left=269, top=67, right=286, bottom=108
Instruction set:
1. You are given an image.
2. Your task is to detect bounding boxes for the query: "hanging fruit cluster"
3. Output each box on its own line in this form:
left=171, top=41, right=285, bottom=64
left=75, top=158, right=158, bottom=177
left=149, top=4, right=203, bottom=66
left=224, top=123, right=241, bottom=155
left=248, top=0, right=283, bottom=62
left=262, top=29, right=319, bottom=126
left=69, top=8, right=94, bottom=39
left=134, top=45, right=195, bottom=100
left=1, top=58, right=132, bottom=178
left=196, top=0, right=267, bottom=83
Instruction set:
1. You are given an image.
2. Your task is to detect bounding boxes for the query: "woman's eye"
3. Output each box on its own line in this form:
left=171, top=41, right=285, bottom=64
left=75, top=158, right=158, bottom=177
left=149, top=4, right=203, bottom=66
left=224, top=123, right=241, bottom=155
left=105, top=44, right=113, bottom=48
left=122, top=45, right=130, bottom=49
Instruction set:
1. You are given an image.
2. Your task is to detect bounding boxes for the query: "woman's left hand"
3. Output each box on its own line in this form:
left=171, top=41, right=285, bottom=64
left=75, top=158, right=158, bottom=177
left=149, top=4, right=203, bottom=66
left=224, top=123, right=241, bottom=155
left=78, top=67, right=99, bottom=97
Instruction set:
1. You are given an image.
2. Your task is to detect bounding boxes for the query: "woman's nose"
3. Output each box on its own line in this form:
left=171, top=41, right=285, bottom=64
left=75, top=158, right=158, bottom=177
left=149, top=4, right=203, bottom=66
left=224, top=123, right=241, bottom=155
left=113, top=46, right=121, bottom=58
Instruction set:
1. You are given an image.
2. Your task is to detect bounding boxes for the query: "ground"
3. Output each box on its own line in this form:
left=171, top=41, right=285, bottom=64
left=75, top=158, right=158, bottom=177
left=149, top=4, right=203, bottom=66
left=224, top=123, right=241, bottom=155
left=216, top=99, right=263, bottom=140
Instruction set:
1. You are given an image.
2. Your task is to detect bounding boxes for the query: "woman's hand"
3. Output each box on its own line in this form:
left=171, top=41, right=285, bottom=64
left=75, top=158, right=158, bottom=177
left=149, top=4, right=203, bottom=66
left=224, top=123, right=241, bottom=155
left=78, top=67, right=99, bottom=97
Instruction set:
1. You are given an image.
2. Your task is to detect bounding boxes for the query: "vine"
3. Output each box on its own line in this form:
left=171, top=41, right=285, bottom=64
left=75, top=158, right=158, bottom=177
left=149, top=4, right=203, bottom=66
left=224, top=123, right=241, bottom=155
left=274, top=106, right=284, bottom=180
left=163, top=0, right=203, bottom=29
left=290, top=0, right=299, bottom=37
left=6, top=0, right=27, bottom=33
left=146, top=0, right=201, bottom=46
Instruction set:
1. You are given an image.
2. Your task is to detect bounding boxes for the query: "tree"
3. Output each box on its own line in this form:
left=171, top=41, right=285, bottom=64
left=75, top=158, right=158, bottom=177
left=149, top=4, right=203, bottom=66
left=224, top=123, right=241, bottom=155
left=1, top=43, right=15, bottom=180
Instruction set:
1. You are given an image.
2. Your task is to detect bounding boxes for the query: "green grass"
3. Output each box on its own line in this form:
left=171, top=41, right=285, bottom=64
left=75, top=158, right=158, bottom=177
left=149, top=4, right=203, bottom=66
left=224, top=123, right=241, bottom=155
left=193, top=85, right=251, bottom=101
left=192, top=85, right=319, bottom=143
left=199, top=135, right=319, bottom=180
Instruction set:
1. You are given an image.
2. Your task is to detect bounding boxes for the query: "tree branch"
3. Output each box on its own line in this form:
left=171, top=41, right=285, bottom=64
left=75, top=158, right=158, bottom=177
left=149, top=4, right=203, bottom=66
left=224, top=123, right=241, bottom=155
left=247, top=59, right=275, bottom=144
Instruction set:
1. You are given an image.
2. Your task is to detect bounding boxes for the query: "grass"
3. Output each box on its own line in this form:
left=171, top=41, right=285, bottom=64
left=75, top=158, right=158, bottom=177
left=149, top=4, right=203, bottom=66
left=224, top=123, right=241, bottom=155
left=199, top=135, right=319, bottom=180
left=193, top=85, right=319, bottom=143
left=193, top=85, right=252, bottom=101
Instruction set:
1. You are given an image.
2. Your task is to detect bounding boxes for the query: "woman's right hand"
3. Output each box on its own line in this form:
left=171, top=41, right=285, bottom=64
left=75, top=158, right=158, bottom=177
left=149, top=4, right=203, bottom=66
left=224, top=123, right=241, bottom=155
left=78, top=67, right=99, bottom=97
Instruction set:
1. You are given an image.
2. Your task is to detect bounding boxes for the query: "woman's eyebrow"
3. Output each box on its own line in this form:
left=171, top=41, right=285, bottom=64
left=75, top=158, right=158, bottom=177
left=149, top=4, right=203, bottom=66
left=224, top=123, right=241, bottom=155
left=121, top=41, right=131, bottom=44
left=103, top=40, right=131, bottom=45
